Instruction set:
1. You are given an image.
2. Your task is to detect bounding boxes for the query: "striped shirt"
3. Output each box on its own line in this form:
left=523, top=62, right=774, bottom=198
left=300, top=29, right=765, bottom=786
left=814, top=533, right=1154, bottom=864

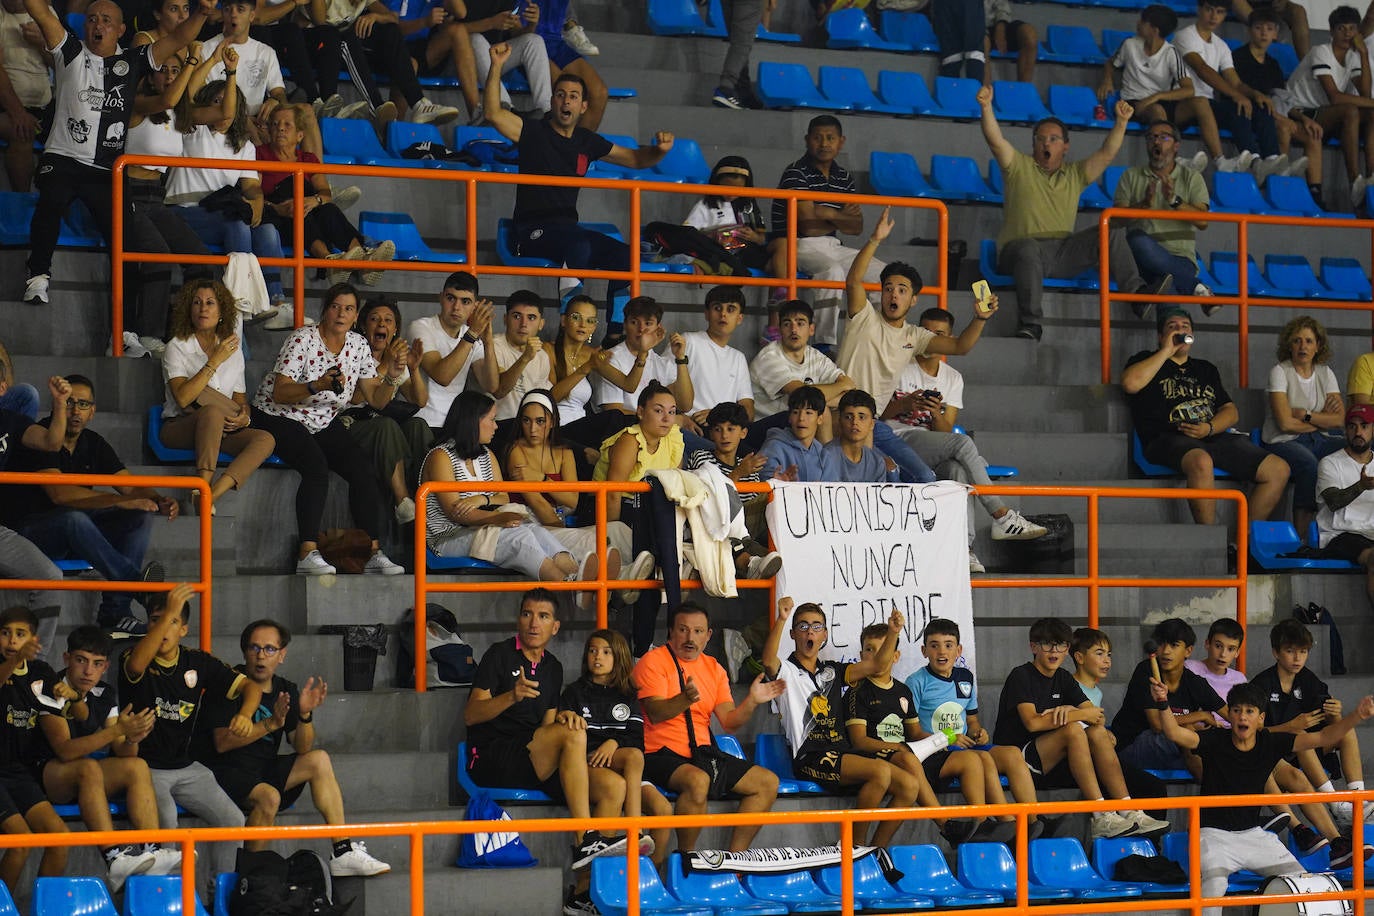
left=422, top=443, right=496, bottom=542
left=771, top=156, right=857, bottom=236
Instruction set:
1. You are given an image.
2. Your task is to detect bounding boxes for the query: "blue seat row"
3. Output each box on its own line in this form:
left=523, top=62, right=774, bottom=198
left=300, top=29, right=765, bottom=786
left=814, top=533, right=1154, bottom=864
left=30, top=875, right=211, bottom=916
left=1250, top=520, right=1360, bottom=570
left=648, top=0, right=800, bottom=42
left=1213, top=171, right=1342, bottom=219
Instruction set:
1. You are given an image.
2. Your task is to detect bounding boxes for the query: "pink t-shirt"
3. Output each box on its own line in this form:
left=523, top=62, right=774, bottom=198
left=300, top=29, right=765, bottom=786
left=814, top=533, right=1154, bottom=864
left=1184, top=658, right=1244, bottom=726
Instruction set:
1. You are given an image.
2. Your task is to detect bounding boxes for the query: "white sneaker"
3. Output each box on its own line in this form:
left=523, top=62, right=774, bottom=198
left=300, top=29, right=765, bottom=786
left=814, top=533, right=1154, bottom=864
left=372, top=100, right=397, bottom=127
left=395, top=496, right=415, bottom=524
left=328, top=244, right=364, bottom=286
left=117, top=331, right=150, bottom=359
left=409, top=97, right=460, bottom=125
left=1091, top=810, right=1139, bottom=839
left=1187, top=150, right=1209, bottom=172
left=330, top=841, right=391, bottom=877
left=1333, top=800, right=1355, bottom=828
left=139, top=335, right=167, bottom=358
left=332, top=185, right=362, bottom=211
left=990, top=508, right=1048, bottom=541
left=1352, top=174, right=1370, bottom=209
left=296, top=549, right=336, bottom=576
left=1126, top=809, right=1171, bottom=836
left=106, top=845, right=157, bottom=893
left=337, top=99, right=371, bottom=119
left=23, top=273, right=49, bottom=304
left=969, top=548, right=986, bottom=574
left=1253, top=154, right=1287, bottom=185
left=316, top=93, right=345, bottom=119
left=563, top=20, right=600, bottom=55
left=363, top=550, right=404, bottom=575
left=1216, top=153, right=1254, bottom=173
left=143, top=844, right=182, bottom=876
left=617, top=549, right=656, bottom=604
left=1284, top=156, right=1309, bottom=178
left=745, top=551, right=783, bottom=579
left=360, top=239, right=397, bottom=286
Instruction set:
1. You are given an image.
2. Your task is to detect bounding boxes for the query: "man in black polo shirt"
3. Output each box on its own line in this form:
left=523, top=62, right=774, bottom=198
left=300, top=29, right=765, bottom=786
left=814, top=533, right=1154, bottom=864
left=483, top=41, right=675, bottom=344
left=206, top=618, right=390, bottom=877
left=3, top=374, right=175, bottom=635
left=771, top=115, right=882, bottom=352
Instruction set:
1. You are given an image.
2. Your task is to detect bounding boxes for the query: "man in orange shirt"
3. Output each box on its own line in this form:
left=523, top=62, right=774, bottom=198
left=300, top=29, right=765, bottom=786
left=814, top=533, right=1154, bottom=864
left=634, top=603, right=784, bottom=852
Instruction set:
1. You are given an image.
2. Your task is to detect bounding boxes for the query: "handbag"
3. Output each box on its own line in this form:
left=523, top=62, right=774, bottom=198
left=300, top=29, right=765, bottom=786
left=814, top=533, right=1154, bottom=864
left=199, top=185, right=253, bottom=224
left=668, top=646, right=739, bottom=800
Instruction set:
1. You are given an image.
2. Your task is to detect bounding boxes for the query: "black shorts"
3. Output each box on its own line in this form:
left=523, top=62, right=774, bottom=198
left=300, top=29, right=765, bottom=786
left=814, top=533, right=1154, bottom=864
left=1125, top=99, right=1179, bottom=122
left=406, top=36, right=446, bottom=77
left=467, top=737, right=564, bottom=799
left=0, top=762, right=49, bottom=821
left=794, top=747, right=896, bottom=786
left=212, top=755, right=307, bottom=812
left=1326, top=532, right=1374, bottom=563
left=643, top=747, right=754, bottom=799
left=922, top=747, right=954, bottom=785
left=987, top=19, right=1030, bottom=47
left=1142, top=431, right=1270, bottom=481
left=1021, top=737, right=1077, bottom=790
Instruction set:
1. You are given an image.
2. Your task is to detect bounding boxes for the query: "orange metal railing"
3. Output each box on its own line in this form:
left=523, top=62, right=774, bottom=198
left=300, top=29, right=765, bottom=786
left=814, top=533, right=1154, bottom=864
left=109, top=156, right=951, bottom=351
left=412, top=480, right=1248, bottom=690
left=1096, top=208, right=1374, bottom=387
left=0, top=471, right=214, bottom=652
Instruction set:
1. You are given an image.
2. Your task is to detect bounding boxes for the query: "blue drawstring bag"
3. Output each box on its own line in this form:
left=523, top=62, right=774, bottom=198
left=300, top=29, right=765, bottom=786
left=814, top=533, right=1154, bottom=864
left=457, top=792, right=538, bottom=868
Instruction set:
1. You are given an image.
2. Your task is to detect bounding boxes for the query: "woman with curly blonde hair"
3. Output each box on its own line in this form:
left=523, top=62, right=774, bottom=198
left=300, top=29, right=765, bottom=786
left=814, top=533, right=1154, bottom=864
left=159, top=279, right=276, bottom=512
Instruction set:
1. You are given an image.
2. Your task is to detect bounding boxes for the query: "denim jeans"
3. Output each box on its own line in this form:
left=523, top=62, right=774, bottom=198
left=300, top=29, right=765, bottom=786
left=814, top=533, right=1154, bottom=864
left=1263, top=432, right=1346, bottom=511
left=1126, top=229, right=1199, bottom=295
left=512, top=221, right=630, bottom=324
left=176, top=206, right=285, bottom=299
left=20, top=507, right=154, bottom=621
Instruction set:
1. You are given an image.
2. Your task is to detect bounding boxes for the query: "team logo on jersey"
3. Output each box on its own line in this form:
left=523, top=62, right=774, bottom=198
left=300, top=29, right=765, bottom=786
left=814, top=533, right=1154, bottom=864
left=1292, top=688, right=1303, bottom=700
left=112, top=60, right=129, bottom=77
left=67, top=117, right=90, bottom=144
left=510, top=667, right=523, bottom=680
left=106, top=84, right=127, bottom=111
left=612, top=703, right=631, bottom=721
left=530, top=229, right=542, bottom=240
left=102, top=122, right=125, bottom=149
left=899, top=696, right=909, bottom=714
left=809, top=695, right=830, bottom=718
left=78, top=86, right=105, bottom=109
left=0, top=433, right=8, bottom=456
left=184, top=669, right=197, bottom=689
left=5, top=705, right=36, bottom=730
left=957, top=680, right=972, bottom=698
left=816, top=666, right=835, bottom=690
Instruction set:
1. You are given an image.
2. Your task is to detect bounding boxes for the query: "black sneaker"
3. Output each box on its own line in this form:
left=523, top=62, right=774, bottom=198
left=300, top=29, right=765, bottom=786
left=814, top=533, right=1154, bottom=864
left=970, top=819, right=1019, bottom=845
left=137, top=560, right=166, bottom=612
left=940, top=818, right=980, bottom=846
left=1293, top=824, right=1330, bottom=857
left=1261, top=812, right=1294, bottom=835
left=1331, top=835, right=1374, bottom=869
left=712, top=87, right=745, bottom=109
left=1027, top=818, right=1045, bottom=841
left=571, top=830, right=627, bottom=870
left=1014, top=323, right=1042, bottom=341
left=100, top=615, right=148, bottom=637
left=563, top=891, right=599, bottom=915
left=873, top=847, right=904, bottom=883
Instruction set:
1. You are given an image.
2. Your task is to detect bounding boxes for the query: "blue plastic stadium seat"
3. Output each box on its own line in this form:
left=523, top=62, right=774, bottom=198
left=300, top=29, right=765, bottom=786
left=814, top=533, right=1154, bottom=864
left=1101, top=28, right=1132, bottom=59
left=385, top=121, right=470, bottom=170
left=930, top=155, right=1001, bottom=203
left=949, top=425, right=1017, bottom=477
left=1102, top=165, right=1126, bottom=198
left=587, top=133, right=641, bottom=180
left=825, top=8, right=905, bottom=50
left=1319, top=257, right=1373, bottom=299
left=979, top=239, right=1098, bottom=290
left=1270, top=41, right=1300, bottom=78
left=55, top=559, right=95, bottom=573
left=0, top=191, right=35, bottom=245
left=653, top=137, right=711, bottom=183
left=741, top=870, right=843, bottom=913
left=1042, top=25, right=1107, bottom=64
left=755, top=21, right=801, bottom=42
left=661, top=853, right=787, bottom=915
left=1210, top=251, right=1281, bottom=297
left=1027, top=837, right=1144, bottom=899
left=34, top=877, right=118, bottom=916
left=877, top=10, right=939, bottom=50
left=755, top=61, right=829, bottom=109
left=647, top=0, right=723, bottom=36
left=754, top=733, right=824, bottom=794
left=874, top=70, right=943, bottom=116
left=933, top=76, right=980, bottom=119
left=0, top=882, right=16, bottom=916
left=146, top=406, right=285, bottom=467
left=1265, top=175, right=1338, bottom=218
left=1092, top=837, right=1190, bottom=896
left=1049, top=84, right=1113, bottom=128
left=123, top=876, right=212, bottom=916
left=455, top=740, right=552, bottom=802
left=1211, top=172, right=1272, bottom=215
left=888, top=845, right=1003, bottom=906
left=714, top=734, right=746, bottom=759
left=212, top=874, right=235, bottom=916
left=427, top=550, right=505, bottom=573
left=1250, top=520, right=1358, bottom=570
left=1132, top=429, right=1229, bottom=479
left=357, top=210, right=467, bottom=263
left=957, top=842, right=1074, bottom=901
left=869, top=151, right=936, bottom=198
left=1263, top=254, right=1326, bottom=298
left=818, top=66, right=909, bottom=114
left=453, top=125, right=518, bottom=173
left=1143, top=768, right=1195, bottom=782
left=814, top=853, right=936, bottom=911
left=1079, top=179, right=1114, bottom=210
left=320, top=118, right=411, bottom=168
left=591, top=857, right=714, bottom=916
left=991, top=80, right=1052, bottom=123
left=1162, top=832, right=1264, bottom=892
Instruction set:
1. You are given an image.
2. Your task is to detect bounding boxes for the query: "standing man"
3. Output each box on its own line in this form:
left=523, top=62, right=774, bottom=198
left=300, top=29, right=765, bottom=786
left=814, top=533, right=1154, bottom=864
left=1122, top=307, right=1290, bottom=524
left=405, top=271, right=500, bottom=432
left=979, top=86, right=1169, bottom=339
left=484, top=42, right=674, bottom=344
left=20, top=0, right=213, bottom=305
left=1314, top=404, right=1374, bottom=610
left=710, top=0, right=763, bottom=110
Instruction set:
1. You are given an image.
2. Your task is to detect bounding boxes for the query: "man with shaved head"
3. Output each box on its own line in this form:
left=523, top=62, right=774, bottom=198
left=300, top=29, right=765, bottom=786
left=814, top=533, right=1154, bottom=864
left=19, top=0, right=213, bottom=307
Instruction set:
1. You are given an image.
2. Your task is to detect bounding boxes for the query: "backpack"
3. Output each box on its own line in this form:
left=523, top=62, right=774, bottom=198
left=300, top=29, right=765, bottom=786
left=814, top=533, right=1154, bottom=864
left=461, top=137, right=520, bottom=167
left=456, top=792, right=538, bottom=868
left=643, top=221, right=748, bottom=276
left=396, top=604, right=476, bottom=688
left=230, top=849, right=354, bottom=916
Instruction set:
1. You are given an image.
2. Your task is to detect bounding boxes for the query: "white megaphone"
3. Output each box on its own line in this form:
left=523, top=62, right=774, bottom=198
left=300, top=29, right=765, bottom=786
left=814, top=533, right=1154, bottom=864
left=906, top=730, right=956, bottom=762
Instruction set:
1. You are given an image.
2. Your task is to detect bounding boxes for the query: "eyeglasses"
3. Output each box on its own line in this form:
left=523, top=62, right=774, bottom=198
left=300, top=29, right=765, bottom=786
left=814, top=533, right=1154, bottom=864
left=66, top=398, right=95, bottom=410
left=247, top=645, right=282, bottom=656
left=1036, top=642, right=1069, bottom=653
left=794, top=622, right=828, bottom=633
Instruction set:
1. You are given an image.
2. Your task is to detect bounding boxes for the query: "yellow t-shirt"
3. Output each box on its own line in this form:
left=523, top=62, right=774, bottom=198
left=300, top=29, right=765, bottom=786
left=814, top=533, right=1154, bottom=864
left=997, top=152, right=1092, bottom=247
left=1348, top=353, right=1374, bottom=402
left=592, top=424, right=685, bottom=482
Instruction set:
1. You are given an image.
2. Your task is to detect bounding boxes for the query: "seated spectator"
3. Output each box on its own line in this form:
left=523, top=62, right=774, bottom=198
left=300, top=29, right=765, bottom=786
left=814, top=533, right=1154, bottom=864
left=164, top=74, right=290, bottom=310
left=257, top=104, right=395, bottom=286
left=748, top=299, right=854, bottom=447
left=1350, top=350, right=1374, bottom=406
left=208, top=618, right=390, bottom=875
left=455, top=0, right=551, bottom=122
left=38, top=626, right=183, bottom=889
left=545, top=294, right=638, bottom=465
left=250, top=283, right=405, bottom=576
left=464, top=588, right=630, bottom=867
left=243, top=0, right=347, bottom=121
left=1232, top=0, right=1308, bottom=56
left=0, top=0, right=51, bottom=191
left=758, top=385, right=837, bottom=482
left=682, top=156, right=776, bottom=282
left=199, top=0, right=312, bottom=149
left=684, top=402, right=780, bottom=578
left=1234, top=9, right=1322, bottom=194
left=1070, top=626, right=1112, bottom=707
left=350, top=298, right=433, bottom=526
left=159, top=279, right=277, bottom=513
left=1272, top=5, right=1374, bottom=209
left=0, top=339, right=39, bottom=419
left=423, top=390, right=612, bottom=592
left=978, top=87, right=1168, bottom=340
left=2, top=374, right=174, bottom=634
left=594, top=381, right=685, bottom=520
left=993, top=616, right=1170, bottom=839
left=883, top=305, right=1045, bottom=574
left=1316, top=404, right=1374, bottom=609
left=1185, top=618, right=1248, bottom=723
left=530, top=0, right=609, bottom=129
left=984, top=0, right=1036, bottom=82
left=682, top=285, right=755, bottom=425
left=634, top=603, right=782, bottom=853
left=485, top=42, right=673, bottom=340
left=1098, top=7, right=1209, bottom=137
left=406, top=271, right=499, bottom=434
left=392, top=0, right=481, bottom=123
left=1122, top=307, right=1290, bottom=525
left=595, top=297, right=694, bottom=422
left=489, top=290, right=552, bottom=427
left=824, top=389, right=898, bottom=482
left=1261, top=316, right=1346, bottom=535
left=1113, top=120, right=1215, bottom=312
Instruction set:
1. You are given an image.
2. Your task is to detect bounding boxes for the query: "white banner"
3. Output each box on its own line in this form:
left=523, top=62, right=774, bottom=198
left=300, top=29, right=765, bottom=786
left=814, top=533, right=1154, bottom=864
left=766, top=480, right=974, bottom=684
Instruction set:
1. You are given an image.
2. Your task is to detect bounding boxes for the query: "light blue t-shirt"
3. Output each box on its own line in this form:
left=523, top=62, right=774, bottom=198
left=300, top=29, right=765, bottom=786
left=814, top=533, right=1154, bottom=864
left=904, top=666, right=978, bottom=736
left=1077, top=680, right=1104, bottom=708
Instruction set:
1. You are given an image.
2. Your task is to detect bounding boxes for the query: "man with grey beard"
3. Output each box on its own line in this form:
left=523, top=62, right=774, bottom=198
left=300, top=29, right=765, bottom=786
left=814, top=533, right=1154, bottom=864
left=1316, top=404, right=1374, bottom=609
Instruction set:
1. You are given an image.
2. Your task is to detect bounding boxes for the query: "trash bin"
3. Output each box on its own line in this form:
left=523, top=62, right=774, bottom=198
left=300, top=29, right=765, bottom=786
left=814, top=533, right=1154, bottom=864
left=339, top=624, right=388, bottom=692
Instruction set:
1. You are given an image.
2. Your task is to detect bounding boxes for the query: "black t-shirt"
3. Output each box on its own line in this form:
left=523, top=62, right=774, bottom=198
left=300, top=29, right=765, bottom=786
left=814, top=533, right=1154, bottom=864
left=1232, top=46, right=1286, bottom=95
left=1111, top=659, right=1225, bottom=748
left=467, top=637, right=562, bottom=748
left=44, top=677, right=118, bottom=750
left=118, top=647, right=246, bottom=769
left=207, top=671, right=300, bottom=777
left=513, top=117, right=613, bottom=225
left=844, top=677, right=919, bottom=745
left=0, top=659, right=65, bottom=766
left=1124, top=352, right=1233, bottom=446
left=1250, top=665, right=1327, bottom=731
left=1, top=421, right=127, bottom=527
left=993, top=662, right=1090, bottom=749
left=0, top=410, right=33, bottom=472
left=1197, top=728, right=1296, bottom=829
left=559, top=678, right=643, bottom=751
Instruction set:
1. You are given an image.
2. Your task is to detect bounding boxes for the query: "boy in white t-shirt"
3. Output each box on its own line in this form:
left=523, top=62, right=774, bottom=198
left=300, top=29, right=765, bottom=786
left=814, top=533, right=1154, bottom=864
left=680, top=285, right=755, bottom=425
left=747, top=299, right=854, bottom=449
left=200, top=0, right=302, bottom=149
left=1098, top=5, right=1203, bottom=132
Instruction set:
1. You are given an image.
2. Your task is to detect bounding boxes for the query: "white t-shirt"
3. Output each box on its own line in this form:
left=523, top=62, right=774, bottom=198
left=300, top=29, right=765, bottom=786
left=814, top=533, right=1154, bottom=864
left=490, top=334, right=552, bottom=421
left=1173, top=25, right=1235, bottom=100
left=1113, top=36, right=1187, bottom=101
left=0, top=6, right=53, bottom=108
left=595, top=342, right=678, bottom=411
left=680, top=331, right=751, bottom=414
left=252, top=327, right=377, bottom=433
left=200, top=34, right=284, bottom=115
left=1316, top=448, right=1374, bottom=546
left=165, top=125, right=258, bottom=205
left=683, top=199, right=737, bottom=231
left=407, top=315, right=485, bottom=428
left=126, top=115, right=182, bottom=170
left=162, top=335, right=247, bottom=418
left=749, top=342, right=844, bottom=418
left=1280, top=44, right=1363, bottom=113
left=1263, top=360, right=1340, bottom=444
left=888, top=359, right=965, bottom=429
left=836, top=303, right=936, bottom=417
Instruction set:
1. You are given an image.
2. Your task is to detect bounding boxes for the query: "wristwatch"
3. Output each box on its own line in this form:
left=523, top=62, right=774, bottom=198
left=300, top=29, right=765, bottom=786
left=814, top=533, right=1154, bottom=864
left=1169, top=195, right=1183, bottom=209
left=1304, top=411, right=1313, bottom=424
